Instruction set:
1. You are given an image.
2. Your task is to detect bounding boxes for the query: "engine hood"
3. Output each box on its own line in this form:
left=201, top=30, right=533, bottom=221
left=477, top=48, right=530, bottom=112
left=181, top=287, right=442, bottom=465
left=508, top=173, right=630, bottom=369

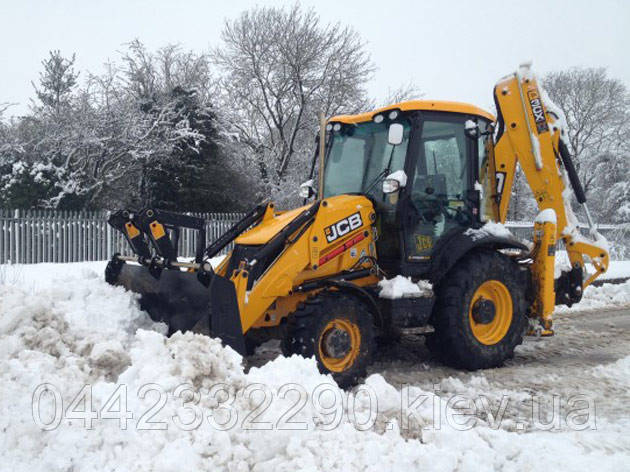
left=234, top=195, right=373, bottom=246
left=234, top=204, right=311, bottom=246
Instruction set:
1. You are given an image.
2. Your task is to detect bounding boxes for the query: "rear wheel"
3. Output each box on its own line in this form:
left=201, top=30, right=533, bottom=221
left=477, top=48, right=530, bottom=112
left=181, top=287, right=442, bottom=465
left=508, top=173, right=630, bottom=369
left=427, top=250, right=527, bottom=369
left=285, top=291, right=375, bottom=388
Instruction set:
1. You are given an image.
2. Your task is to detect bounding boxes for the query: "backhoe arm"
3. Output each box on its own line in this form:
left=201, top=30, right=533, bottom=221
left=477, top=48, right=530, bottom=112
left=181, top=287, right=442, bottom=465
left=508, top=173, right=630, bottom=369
left=489, top=63, right=609, bottom=325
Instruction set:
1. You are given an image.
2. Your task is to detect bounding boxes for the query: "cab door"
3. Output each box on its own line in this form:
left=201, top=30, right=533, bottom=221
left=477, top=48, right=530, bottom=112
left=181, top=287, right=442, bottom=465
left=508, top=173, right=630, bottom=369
left=400, top=113, right=477, bottom=265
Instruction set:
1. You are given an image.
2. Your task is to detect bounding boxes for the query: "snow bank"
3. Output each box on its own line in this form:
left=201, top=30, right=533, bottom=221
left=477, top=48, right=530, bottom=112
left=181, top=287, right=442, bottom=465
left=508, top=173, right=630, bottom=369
left=0, top=256, right=226, bottom=291
left=1, top=262, right=630, bottom=470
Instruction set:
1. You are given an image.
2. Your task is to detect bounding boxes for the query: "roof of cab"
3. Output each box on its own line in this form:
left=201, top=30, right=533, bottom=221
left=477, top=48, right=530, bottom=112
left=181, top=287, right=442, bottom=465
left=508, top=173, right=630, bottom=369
left=329, top=100, right=495, bottom=124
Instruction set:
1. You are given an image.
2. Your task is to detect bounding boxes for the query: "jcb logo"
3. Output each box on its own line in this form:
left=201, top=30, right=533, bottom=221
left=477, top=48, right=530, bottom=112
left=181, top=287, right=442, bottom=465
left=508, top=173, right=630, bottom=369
left=415, top=235, right=433, bottom=252
left=527, top=88, right=549, bottom=134
left=324, top=212, right=363, bottom=243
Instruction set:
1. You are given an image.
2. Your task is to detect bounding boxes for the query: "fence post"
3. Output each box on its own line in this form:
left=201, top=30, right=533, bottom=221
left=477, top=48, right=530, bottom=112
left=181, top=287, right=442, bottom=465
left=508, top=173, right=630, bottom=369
left=107, top=216, right=112, bottom=259
left=13, top=209, right=20, bottom=264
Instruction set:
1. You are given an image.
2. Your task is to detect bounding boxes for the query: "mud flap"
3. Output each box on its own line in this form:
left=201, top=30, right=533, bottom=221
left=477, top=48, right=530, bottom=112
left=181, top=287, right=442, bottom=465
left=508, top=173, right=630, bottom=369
left=209, top=275, right=246, bottom=355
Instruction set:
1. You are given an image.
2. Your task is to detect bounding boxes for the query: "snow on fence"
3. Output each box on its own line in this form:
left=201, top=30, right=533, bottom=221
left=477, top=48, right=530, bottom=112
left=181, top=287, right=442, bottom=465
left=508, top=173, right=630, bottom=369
left=0, top=208, right=628, bottom=264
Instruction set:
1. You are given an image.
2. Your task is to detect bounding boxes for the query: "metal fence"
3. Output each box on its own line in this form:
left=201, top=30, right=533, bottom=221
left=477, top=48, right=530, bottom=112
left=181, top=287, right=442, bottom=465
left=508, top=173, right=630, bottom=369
left=0, top=208, right=628, bottom=264
left=505, top=221, right=629, bottom=260
left=0, top=209, right=245, bottom=264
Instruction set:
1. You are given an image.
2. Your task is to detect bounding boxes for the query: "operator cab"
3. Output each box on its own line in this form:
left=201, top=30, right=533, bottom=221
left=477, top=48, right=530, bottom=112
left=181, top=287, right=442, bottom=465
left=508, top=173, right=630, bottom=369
left=319, top=100, right=494, bottom=277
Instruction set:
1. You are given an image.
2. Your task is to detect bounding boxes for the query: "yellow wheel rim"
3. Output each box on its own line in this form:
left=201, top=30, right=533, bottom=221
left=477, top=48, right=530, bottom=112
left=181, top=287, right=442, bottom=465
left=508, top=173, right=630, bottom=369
left=468, top=280, right=512, bottom=345
left=318, top=319, right=361, bottom=373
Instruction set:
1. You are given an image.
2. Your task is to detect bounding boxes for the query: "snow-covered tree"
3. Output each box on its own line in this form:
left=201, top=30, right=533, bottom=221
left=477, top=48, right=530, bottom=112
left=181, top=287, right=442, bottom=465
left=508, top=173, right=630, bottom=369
left=380, top=82, right=424, bottom=107
left=0, top=51, right=86, bottom=208
left=0, top=44, right=255, bottom=211
left=542, top=68, right=630, bottom=223
left=100, top=41, right=256, bottom=211
left=32, top=50, right=79, bottom=116
left=212, top=3, right=375, bottom=205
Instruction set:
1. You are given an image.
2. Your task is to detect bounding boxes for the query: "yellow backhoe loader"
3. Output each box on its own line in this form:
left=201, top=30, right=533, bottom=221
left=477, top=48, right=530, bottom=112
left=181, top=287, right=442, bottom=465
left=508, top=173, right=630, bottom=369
left=105, top=63, right=609, bottom=387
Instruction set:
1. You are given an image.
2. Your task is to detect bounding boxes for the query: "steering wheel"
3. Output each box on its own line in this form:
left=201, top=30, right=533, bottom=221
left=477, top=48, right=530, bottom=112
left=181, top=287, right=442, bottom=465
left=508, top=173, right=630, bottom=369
left=441, top=204, right=470, bottom=225
left=409, top=194, right=443, bottom=224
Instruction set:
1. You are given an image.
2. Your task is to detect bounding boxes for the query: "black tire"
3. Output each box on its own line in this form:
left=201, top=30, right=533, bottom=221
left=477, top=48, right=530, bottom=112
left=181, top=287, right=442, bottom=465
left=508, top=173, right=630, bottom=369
left=427, top=249, right=528, bottom=369
left=285, top=291, right=375, bottom=388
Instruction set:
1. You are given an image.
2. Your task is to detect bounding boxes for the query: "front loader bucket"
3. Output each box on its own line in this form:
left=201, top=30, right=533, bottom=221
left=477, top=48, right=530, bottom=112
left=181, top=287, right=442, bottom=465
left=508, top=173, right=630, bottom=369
left=105, top=258, right=246, bottom=354
left=208, top=274, right=245, bottom=354
left=104, top=206, right=271, bottom=355
left=107, top=260, right=210, bottom=333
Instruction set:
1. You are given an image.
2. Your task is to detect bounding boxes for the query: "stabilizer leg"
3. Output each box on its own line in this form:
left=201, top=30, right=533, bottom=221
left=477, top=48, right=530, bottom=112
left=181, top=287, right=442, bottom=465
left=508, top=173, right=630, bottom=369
left=528, top=210, right=557, bottom=336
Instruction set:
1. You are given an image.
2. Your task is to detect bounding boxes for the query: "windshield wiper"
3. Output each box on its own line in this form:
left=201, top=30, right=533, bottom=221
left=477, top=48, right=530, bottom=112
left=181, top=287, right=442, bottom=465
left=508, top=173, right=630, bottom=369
left=363, top=167, right=390, bottom=195
left=363, top=141, right=399, bottom=196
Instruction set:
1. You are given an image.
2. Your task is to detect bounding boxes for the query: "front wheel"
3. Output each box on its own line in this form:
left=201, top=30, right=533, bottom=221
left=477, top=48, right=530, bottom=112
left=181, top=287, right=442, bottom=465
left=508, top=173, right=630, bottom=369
left=427, top=250, right=528, bottom=369
left=285, top=291, right=375, bottom=388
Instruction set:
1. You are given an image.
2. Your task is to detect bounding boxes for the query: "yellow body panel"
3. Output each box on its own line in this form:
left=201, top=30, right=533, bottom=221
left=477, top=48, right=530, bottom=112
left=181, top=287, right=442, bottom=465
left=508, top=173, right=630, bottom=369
left=235, top=205, right=310, bottom=245
left=492, top=75, right=569, bottom=227
left=492, top=72, right=609, bottom=286
left=228, top=194, right=379, bottom=333
left=531, top=219, right=557, bottom=328
left=330, top=99, right=495, bottom=124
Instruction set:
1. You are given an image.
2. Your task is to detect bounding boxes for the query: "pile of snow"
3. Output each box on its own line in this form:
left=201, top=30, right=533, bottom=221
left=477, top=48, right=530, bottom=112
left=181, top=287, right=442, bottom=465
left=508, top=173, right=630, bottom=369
left=1, top=262, right=630, bottom=470
left=378, top=275, right=433, bottom=299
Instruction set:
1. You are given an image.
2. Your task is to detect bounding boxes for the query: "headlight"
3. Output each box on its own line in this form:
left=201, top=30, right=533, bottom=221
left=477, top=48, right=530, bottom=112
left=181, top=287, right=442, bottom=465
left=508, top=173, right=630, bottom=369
left=388, top=110, right=399, bottom=120
left=333, top=123, right=341, bottom=132
left=373, top=114, right=384, bottom=124
left=326, top=123, right=333, bottom=131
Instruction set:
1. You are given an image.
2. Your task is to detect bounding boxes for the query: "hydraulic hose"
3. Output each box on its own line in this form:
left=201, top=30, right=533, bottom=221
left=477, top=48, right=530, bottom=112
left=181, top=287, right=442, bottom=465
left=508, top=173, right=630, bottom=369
left=558, top=139, right=586, bottom=204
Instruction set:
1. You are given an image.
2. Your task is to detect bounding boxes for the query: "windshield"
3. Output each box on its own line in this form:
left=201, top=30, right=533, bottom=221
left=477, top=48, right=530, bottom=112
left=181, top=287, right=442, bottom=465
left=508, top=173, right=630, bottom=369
left=416, top=120, right=468, bottom=199
left=322, top=120, right=410, bottom=199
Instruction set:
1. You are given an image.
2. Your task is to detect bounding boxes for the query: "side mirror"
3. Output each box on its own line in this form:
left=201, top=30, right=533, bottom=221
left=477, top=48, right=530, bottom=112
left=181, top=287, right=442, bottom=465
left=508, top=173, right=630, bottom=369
left=382, top=170, right=407, bottom=194
left=464, top=119, right=479, bottom=139
left=299, top=179, right=315, bottom=199
left=388, top=123, right=404, bottom=146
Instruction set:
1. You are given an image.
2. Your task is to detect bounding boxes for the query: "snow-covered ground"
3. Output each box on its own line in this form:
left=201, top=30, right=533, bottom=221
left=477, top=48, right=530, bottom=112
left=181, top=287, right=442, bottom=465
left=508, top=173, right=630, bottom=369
left=1, top=261, right=630, bottom=471
left=596, top=260, right=630, bottom=281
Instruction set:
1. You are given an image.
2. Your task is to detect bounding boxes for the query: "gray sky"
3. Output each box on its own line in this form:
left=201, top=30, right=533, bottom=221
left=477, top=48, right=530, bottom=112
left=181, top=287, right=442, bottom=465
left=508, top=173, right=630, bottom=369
left=1, top=0, right=629, bottom=116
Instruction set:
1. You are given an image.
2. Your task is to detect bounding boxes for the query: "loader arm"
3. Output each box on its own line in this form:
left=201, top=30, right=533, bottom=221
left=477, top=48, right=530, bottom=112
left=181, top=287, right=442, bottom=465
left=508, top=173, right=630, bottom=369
left=489, top=63, right=609, bottom=325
